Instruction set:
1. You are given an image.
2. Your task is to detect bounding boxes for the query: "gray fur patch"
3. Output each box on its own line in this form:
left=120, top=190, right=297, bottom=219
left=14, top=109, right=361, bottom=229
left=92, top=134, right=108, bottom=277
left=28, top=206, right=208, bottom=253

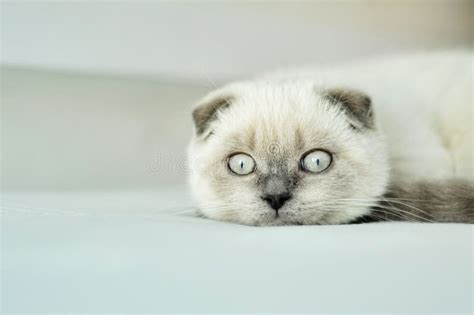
left=192, top=95, right=233, bottom=135
left=353, top=180, right=474, bottom=223
left=325, top=88, right=374, bottom=130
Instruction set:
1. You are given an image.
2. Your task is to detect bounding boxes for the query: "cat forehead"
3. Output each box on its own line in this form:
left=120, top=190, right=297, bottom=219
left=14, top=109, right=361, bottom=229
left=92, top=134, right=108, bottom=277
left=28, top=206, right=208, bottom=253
left=217, top=101, right=347, bottom=154
left=221, top=121, right=343, bottom=155
left=220, top=86, right=346, bottom=136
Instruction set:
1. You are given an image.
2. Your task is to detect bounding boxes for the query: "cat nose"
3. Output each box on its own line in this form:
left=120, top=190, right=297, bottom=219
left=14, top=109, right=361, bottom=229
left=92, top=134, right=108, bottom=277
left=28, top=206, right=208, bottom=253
left=261, top=193, right=292, bottom=211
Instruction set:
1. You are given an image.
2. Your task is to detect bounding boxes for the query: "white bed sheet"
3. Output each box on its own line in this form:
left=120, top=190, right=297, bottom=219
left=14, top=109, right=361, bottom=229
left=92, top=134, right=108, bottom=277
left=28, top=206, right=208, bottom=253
left=2, top=187, right=473, bottom=313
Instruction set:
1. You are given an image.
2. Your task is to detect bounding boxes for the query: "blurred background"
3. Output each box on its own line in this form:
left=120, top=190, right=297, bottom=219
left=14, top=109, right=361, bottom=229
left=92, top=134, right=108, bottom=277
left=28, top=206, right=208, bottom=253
left=1, top=0, right=473, bottom=191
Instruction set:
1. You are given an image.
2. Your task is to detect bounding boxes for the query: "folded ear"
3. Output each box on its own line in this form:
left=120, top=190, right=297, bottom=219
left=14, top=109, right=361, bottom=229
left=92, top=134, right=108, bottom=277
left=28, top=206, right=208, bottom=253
left=192, top=88, right=235, bottom=136
left=325, top=88, right=374, bottom=130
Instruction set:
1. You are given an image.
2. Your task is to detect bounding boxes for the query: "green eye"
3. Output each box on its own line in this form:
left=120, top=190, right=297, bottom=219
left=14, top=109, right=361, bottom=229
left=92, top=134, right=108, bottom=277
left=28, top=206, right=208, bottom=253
left=227, top=153, right=256, bottom=175
left=301, top=150, right=332, bottom=173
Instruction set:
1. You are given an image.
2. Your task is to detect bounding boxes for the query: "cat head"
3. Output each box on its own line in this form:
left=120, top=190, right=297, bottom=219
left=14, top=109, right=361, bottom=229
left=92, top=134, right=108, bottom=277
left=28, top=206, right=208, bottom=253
left=188, top=80, right=389, bottom=225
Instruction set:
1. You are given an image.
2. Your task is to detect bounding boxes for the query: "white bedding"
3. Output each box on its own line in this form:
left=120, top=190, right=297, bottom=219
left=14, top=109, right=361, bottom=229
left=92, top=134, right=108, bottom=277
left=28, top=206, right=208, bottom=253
left=2, top=187, right=472, bottom=313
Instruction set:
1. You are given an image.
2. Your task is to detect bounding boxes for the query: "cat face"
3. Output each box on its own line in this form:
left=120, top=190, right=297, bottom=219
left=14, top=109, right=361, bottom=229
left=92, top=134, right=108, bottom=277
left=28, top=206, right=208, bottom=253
left=188, top=81, right=389, bottom=225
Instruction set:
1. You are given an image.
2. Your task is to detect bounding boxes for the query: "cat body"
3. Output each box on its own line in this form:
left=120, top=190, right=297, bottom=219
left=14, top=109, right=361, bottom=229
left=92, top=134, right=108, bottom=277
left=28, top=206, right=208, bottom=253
left=188, top=51, right=473, bottom=225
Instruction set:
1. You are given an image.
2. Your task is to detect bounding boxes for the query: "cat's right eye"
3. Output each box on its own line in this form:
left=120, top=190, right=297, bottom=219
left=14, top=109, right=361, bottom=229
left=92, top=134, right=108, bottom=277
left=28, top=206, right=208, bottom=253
left=227, top=153, right=256, bottom=175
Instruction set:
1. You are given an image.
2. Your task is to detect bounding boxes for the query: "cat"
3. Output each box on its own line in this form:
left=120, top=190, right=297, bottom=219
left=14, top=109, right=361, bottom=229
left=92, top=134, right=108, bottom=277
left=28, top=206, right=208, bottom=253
left=188, top=51, right=473, bottom=225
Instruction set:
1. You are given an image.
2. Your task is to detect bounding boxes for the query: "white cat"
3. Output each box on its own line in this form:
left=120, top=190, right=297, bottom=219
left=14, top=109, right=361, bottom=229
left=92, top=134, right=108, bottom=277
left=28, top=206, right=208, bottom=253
left=188, top=51, right=473, bottom=225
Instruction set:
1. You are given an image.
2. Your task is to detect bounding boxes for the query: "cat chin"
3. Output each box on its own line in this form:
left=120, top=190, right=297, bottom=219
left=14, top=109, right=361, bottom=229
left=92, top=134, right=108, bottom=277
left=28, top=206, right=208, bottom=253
left=199, top=206, right=370, bottom=226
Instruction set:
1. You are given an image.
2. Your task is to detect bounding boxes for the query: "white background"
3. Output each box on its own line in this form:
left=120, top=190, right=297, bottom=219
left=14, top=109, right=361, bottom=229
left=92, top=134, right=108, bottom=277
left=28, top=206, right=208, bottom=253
left=2, top=1, right=473, bottom=81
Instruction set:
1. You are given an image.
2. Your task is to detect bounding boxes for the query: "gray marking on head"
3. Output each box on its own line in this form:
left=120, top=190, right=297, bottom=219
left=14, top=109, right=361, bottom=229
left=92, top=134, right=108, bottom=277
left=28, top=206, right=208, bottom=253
left=295, top=126, right=305, bottom=151
left=258, top=160, right=300, bottom=196
left=262, top=175, right=289, bottom=196
left=324, top=88, right=374, bottom=130
left=192, top=95, right=233, bottom=136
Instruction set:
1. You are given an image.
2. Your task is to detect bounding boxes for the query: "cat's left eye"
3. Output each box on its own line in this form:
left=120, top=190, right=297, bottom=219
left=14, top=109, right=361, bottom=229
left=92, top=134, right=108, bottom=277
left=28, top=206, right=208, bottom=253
left=227, top=153, right=256, bottom=175
left=300, top=149, right=332, bottom=174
